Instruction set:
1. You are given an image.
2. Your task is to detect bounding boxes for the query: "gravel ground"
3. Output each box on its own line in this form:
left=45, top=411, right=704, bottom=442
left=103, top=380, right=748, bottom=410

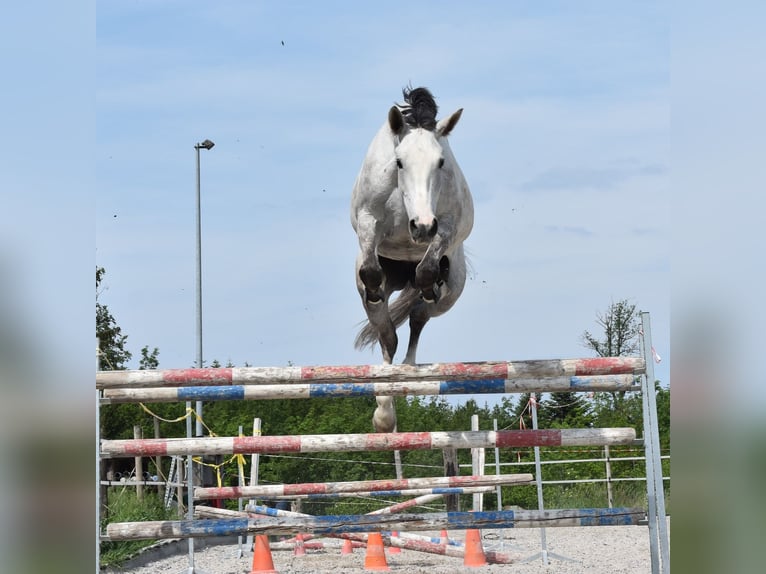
left=104, top=521, right=668, bottom=574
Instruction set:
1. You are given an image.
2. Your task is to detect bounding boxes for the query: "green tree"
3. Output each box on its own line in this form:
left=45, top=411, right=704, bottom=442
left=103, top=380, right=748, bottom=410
left=139, top=346, right=159, bottom=370
left=582, top=299, right=641, bottom=416
left=543, top=391, right=593, bottom=428
left=581, top=299, right=640, bottom=358
left=97, top=266, right=132, bottom=370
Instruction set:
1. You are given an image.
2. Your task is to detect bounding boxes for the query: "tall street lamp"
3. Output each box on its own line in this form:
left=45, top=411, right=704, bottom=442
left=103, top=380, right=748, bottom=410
left=184, top=138, right=214, bottom=574
left=194, top=139, right=214, bottom=437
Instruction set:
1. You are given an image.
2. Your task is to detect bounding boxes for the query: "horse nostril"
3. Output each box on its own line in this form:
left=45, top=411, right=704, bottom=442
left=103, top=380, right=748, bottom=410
left=410, top=218, right=438, bottom=240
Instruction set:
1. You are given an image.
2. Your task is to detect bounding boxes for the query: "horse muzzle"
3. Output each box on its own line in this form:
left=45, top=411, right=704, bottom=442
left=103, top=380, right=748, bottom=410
left=409, top=217, right=438, bottom=243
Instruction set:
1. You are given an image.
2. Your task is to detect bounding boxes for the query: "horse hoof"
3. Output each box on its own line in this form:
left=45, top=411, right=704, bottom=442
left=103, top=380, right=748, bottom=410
left=420, top=288, right=439, bottom=304
left=365, top=290, right=383, bottom=304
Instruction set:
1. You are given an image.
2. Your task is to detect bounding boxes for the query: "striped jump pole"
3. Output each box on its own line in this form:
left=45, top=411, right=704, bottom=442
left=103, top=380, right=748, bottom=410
left=101, top=428, right=636, bottom=459
left=268, top=485, right=496, bottom=500
left=100, top=374, right=638, bottom=404
left=196, top=507, right=509, bottom=563
left=196, top=506, right=464, bottom=550
left=194, top=474, right=533, bottom=501
left=241, top=494, right=448, bottom=518
left=96, top=357, right=645, bottom=389
left=105, top=507, right=646, bottom=540
left=269, top=539, right=366, bottom=551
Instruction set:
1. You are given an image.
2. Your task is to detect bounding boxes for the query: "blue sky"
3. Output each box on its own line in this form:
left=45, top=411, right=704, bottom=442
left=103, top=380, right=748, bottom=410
left=96, top=2, right=670, bottom=395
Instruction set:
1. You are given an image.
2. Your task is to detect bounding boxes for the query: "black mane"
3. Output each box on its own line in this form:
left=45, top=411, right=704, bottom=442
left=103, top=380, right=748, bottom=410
left=398, top=86, right=438, bottom=130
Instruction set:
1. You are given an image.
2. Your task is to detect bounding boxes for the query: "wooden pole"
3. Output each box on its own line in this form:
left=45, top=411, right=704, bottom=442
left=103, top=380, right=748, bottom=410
left=443, top=447, right=459, bottom=512
left=101, top=428, right=637, bottom=458
left=195, top=474, right=533, bottom=500
left=100, top=374, right=639, bottom=403
left=133, top=425, right=143, bottom=501
left=195, top=507, right=517, bottom=564
left=153, top=417, right=162, bottom=501
left=96, top=357, right=645, bottom=389
left=105, top=507, right=646, bottom=540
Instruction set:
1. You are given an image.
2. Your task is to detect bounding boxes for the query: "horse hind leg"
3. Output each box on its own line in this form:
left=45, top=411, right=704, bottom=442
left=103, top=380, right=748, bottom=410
left=373, top=396, right=397, bottom=433
left=404, top=252, right=466, bottom=365
left=403, top=301, right=430, bottom=365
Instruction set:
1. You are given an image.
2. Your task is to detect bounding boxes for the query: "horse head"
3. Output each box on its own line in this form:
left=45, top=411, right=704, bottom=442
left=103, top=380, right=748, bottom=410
left=388, top=91, right=463, bottom=244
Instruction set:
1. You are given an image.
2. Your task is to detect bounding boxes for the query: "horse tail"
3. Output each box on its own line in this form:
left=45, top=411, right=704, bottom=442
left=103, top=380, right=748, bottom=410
left=354, top=285, right=420, bottom=351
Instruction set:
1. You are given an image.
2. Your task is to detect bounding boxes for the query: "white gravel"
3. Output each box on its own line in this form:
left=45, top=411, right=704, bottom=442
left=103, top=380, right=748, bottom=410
left=104, top=521, right=667, bottom=573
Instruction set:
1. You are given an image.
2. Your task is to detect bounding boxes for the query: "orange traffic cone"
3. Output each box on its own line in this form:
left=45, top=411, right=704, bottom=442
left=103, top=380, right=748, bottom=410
left=439, top=529, right=449, bottom=546
left=250, top=534, right=278, bottom=573
left=364, top=532, right=390, bottom=571
left=388, top=531, right=401, bottom=554
left=341, top=538, right=354, bottom=555
left=463, top=529, right=487, bottom=568
left=293, top=533, right=306, bottom=557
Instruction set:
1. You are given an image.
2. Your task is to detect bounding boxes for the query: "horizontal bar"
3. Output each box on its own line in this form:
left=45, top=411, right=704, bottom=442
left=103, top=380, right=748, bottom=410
left=100, top=375, right=639, bottom=404
left=101, top=428, right=636, bottom=459
left=195, top=474, right=533, bottom=500
left=461, top=455, right=671, bottom=468
left=269, top=486, right=496, bottom=500
left=104, top=507, right=645, bottom=540
left=96, top=357, right=645, bottom=389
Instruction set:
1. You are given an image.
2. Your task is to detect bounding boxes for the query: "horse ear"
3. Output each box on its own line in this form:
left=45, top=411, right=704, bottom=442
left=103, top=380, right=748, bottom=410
left=436, top=108, right=463, bottom=137
left=388, top=106, right=405, bottom=135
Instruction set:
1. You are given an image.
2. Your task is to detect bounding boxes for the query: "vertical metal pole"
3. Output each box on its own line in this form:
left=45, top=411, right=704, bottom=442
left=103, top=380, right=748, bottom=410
left=493, top=418, right=504, bottom=552
left=604, top=445, right=614, bottom=509
left=492, top=419, right=502, bottom=511
left=237, top=425, right=244, bottom=558
left=194, top=145, right=203, bottom=437
left=530, top=393, right=549, bottom=566
left=521, top=396, right=575, bottom=565
left=246, top=418, right=261, bottom=552
left=185, top=401, right=195, bottom=573
left=470, top=414, right=484, bottom=511
left=96, top=340, right=101, bottom=574
left=640, top=312, right=670, bottom=573
left=187, top=143, right=203, bottom=574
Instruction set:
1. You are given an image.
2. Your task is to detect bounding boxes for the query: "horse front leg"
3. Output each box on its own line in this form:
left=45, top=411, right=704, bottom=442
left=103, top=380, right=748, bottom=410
left=415, top=251, right=451, bottom=303
left=355, top=215, right=387, bottom=304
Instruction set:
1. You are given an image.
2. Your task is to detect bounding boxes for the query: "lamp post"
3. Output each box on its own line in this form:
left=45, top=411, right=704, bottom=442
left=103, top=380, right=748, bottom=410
left=194, top=139, right=214, bottom=436
left=186, top=139, right=214, bottom=574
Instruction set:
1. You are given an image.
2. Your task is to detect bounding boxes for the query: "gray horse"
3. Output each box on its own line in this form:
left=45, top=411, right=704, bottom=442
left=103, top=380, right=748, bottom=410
left=351, top=87, right=474, bottom=437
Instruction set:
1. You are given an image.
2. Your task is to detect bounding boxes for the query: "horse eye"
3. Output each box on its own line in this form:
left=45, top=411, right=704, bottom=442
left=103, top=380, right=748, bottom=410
left=396, top=158, right=403, bottom=169
left=438, top=158, right=445, bottom=168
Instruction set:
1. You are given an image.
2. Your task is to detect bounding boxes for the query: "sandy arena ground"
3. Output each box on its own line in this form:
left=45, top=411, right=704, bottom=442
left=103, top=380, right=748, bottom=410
left=104, top=521, right=668, bottom=573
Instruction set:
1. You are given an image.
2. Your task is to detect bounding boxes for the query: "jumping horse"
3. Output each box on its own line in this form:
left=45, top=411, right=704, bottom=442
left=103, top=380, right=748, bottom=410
left=351, top=86, right=474, bottom=444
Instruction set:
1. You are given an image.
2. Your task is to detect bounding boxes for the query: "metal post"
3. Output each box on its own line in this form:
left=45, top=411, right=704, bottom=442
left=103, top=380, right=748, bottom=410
left=522, top=393, right=575, bottom=565
left=193, top=139, right=213, bottom=439
left=246, top=418, right=261, bottom=552
left=470, top=414, right=484, bottom=511
left=640, top=312, right=670, bottom=573
left=237, top=425, right=244, bottom=558
left=180, top=398, right=212, bottom=573
left=185, top=399, right=195, bottom=573
left=96, top=340, right=101, bottom=574
left=183, top=139, right=214, bottom=574
left=194, top=144, right=203, bottom=437
left=493, top=419, right=502, bottom=511
left=604, top=445, right=614, bottom=509
left=531, top=393, right=549, bottom=566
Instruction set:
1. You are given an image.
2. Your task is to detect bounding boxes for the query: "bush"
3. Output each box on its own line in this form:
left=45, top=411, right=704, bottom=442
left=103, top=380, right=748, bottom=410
left=99, top=488, right=174, bottom=567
